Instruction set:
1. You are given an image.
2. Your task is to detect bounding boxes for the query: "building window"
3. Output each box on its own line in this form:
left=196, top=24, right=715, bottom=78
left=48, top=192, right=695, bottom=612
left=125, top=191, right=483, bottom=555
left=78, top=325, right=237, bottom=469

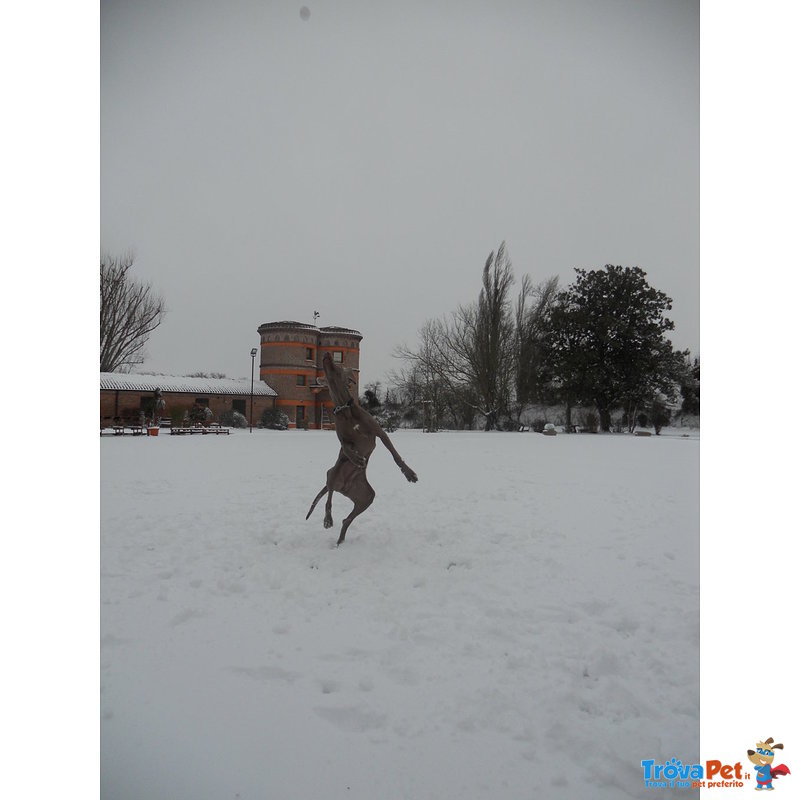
left=333, top=351, right=343, bottom=363
left=232, top=399, right=246, bottom=415
left=305, top=347, right=314, bottom=360
left=296, top=405, right=305, bottom=421
left=296, top=374, right=306, bottom=386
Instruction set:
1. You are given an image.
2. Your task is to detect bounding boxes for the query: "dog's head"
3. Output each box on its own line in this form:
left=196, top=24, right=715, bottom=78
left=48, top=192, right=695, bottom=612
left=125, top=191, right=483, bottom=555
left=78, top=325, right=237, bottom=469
left=747, top=738, right=783, bottom=767
left=320, top=352, right=358, bottom=407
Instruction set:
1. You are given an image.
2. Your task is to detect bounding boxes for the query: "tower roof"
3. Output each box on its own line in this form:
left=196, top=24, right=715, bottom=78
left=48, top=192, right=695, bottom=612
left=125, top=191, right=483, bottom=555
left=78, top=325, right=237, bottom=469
left=257, top=321, right=362, bottom=340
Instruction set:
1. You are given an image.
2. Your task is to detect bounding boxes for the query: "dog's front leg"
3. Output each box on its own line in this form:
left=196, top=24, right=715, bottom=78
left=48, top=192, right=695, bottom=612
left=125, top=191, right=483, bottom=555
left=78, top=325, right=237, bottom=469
left=393, top=453, right=417, bottom=482
left=371, top=423, right=417, bottom=482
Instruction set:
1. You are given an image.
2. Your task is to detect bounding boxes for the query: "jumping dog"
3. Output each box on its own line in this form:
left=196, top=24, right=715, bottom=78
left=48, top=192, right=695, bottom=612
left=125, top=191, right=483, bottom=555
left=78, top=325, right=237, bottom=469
left=306, top=352, right=418, bottom=545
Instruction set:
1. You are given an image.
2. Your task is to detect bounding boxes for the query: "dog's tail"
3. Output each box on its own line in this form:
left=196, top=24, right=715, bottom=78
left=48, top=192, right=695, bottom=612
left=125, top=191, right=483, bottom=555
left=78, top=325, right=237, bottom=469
left=306, top=486, right=328, bottom=519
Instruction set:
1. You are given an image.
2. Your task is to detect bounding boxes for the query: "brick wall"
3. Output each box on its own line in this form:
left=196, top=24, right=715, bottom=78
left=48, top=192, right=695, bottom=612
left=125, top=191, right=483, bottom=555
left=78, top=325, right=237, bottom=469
left=100, top=390, right=275, bottom=427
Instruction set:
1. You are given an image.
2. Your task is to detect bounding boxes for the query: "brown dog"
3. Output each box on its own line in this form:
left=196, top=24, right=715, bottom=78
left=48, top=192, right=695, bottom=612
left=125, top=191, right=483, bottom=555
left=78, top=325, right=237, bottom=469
left=306, top=352, right=418, bottom=545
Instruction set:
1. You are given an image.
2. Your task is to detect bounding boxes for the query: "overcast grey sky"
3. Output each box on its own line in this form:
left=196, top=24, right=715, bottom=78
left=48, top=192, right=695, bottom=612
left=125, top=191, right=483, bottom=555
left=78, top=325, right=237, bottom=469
left=101, top=0, right=698, bottom=387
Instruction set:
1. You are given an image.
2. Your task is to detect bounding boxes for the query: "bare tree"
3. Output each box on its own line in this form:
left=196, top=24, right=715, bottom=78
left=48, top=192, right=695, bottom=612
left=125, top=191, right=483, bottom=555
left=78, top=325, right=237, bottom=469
left=100, top=253, right=166, bottom=373
left=387, top=362, right=424, bottom=408
left=394, top=318, right=467, bottom=427
left=393, top=243, right=518, bottom=430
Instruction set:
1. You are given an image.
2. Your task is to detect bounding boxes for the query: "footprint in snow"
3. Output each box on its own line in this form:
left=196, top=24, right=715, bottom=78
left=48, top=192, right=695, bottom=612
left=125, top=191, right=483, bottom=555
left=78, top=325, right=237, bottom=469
left=169, top=608, right=208, bottom=627
left=314, top=705, right=387, bottom=732
left=228, top=665, right=299, bottom=684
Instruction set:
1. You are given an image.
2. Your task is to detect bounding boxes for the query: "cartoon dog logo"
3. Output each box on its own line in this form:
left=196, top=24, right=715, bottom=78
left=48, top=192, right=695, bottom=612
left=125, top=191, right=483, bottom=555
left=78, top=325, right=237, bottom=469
left=747, top=738, right=791, bottom=791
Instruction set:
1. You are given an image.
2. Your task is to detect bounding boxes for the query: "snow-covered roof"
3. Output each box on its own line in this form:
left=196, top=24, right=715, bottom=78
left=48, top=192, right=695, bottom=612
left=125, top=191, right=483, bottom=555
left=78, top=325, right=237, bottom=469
left=320, top=325, right=362, bottom=338
left=257, top=320, right=363, bottom=339
left=100, top=372, right=277, bottom=396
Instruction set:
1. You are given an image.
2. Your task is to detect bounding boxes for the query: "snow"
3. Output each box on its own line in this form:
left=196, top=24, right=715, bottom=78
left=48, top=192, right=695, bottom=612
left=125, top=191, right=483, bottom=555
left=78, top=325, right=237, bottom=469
left=101, top=428, right=699, bottom=800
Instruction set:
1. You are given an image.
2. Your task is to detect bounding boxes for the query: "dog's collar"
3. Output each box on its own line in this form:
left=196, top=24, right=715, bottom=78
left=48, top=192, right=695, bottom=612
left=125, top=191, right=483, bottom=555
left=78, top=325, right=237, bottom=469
left=333, top=398, right=354, bottom=415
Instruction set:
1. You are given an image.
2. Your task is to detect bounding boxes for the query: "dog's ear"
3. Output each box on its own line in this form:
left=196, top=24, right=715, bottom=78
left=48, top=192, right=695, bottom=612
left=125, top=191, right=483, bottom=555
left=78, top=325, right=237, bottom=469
left=772, top=743, right=784, bottom=750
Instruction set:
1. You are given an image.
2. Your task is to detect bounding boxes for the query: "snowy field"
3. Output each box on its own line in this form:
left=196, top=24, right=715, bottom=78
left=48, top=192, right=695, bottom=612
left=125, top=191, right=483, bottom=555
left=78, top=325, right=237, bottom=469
left=101, top=428, right=699, bottom=800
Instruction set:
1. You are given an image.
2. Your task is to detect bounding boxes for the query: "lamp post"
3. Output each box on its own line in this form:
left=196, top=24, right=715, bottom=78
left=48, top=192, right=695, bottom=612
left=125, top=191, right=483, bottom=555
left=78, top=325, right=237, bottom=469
left=250, top=347, right=258, bottom=432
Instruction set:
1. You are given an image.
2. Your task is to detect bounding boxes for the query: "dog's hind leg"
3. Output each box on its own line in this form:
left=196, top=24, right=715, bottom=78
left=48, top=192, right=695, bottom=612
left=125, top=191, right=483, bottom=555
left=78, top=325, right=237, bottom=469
left=307, top=454, right=346, bottom=527
left=322, top=452, right=350, bottom=529
left=337, top=474, right=376, bottom=546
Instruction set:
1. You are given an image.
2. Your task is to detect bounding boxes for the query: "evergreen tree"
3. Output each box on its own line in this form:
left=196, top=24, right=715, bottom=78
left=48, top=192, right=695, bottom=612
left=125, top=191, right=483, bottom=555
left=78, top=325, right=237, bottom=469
left=680, top=356, right=700, bottom=415
left=546, top=265, right=682, bottom=432
left=362, top=382, right=383, bottom=411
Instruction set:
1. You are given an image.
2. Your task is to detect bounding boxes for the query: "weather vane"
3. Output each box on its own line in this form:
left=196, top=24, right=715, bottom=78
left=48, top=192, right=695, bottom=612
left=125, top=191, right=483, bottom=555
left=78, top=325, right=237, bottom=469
left=313, top=310, right=320, bottom=323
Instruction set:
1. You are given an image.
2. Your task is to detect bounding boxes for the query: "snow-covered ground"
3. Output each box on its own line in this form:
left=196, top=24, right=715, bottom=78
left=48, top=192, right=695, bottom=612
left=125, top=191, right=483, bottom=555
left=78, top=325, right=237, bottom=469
left=101, top=428, right=699, bottom=800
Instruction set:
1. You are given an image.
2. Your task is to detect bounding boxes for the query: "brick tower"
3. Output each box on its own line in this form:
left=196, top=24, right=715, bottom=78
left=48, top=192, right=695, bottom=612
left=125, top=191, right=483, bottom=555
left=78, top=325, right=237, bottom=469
left=256, top=321, right=362, bottom=429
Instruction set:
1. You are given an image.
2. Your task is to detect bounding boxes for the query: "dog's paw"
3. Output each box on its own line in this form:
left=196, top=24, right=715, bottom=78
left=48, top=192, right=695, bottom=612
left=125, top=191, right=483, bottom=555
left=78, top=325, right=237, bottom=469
left=403, top=468, right=418, bottom=483
left=324, top=514, right=333, bottom=529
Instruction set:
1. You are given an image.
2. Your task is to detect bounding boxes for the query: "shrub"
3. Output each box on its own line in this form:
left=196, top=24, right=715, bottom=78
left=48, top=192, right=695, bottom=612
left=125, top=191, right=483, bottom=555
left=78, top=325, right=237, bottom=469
left=139, top=398, right=155, bottom=419
left=384, top=413, right=399, bottom=433
left=188, top=404, right=209, bottom=424
left=170, top=406, right=189, bottom=426
left=532, top=418, right=546, bottom=433
left=362, top=388, right=382, bottom=410
left=372, top=409, right=395, bottom=432
left=259, top=408, right=289, bottom=430
left=218, top=410, right=248, bottom=428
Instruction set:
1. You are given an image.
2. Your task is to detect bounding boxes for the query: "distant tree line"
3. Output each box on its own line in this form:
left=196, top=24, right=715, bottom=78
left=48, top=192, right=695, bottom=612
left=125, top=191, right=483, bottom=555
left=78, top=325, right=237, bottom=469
left=101, top=247, right=698, bottom=434
left=388, top=243, right=699, bottom=433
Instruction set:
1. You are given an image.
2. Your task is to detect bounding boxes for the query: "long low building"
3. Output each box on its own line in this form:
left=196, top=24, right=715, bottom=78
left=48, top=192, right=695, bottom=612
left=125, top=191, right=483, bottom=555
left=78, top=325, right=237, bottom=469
left=100, top=372, right=277, bottom=427
left=100, top=320, right=362, bottom=430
